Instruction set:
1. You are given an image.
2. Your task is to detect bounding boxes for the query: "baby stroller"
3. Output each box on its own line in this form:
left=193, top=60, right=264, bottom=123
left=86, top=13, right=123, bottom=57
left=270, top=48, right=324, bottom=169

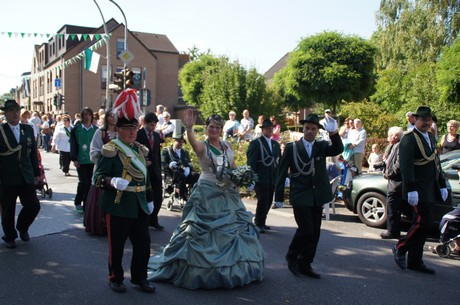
left=336, top=157, right=358, bottom=200
left=435, top=207, right=460, bottom=258
left=35, top=150, right=53, bottom=199
left=162, top=163, right=191, bottom=211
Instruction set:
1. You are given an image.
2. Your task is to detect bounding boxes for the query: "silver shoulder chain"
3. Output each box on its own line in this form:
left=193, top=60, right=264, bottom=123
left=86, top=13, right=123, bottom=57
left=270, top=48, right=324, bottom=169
left=291, top=141, right=315, bottom=177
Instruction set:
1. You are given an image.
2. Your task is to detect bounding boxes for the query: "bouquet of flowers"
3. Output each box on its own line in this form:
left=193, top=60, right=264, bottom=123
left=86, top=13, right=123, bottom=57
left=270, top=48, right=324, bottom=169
left=228, top=165, right=258, bottom=188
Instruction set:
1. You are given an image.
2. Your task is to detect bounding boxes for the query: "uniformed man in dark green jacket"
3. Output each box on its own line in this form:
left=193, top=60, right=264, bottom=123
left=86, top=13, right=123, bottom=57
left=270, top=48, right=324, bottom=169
left=393, top=106, right=447, bottom=275
left=93, top=89, right=155, bottom=294
left=275, top=113, right=343, bottom=278
left=0, top=100, right=40, bottom=249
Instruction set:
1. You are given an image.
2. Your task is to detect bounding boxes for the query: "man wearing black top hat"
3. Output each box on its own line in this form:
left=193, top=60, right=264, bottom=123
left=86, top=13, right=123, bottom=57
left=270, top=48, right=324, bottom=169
left=393, top=106, right=448, bottom=275
left=0, top=100, right=40, bottom=249
left=247, top=118, right=281, bottom=233
left=161, top=134, right=199, bottom=201
left=275, top=114, right=343, bottom=278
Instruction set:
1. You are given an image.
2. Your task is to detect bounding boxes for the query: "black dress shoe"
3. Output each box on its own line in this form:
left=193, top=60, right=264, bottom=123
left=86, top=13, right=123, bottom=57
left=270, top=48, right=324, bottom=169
left=150, top=223, right=164, bottom=230
left=380, top=231, right=400, bottom=240
left=392, top=245, right=406, bottom=270
left=132, top=281, right=156, bottom=293
left=109, top=282, right=127, bottom=293
left=263, top=225, right=271, bottom=230
left=408, top=263, right=435, bottom=275
left=256, top=226, right=266, bottom=234
left=285, top=256, right=300, bottom=275
left=5, top=240, right=17, bottom=249
left=19, top=231, right=30, bottom=242
left=298, top=264, right=321, bottom=279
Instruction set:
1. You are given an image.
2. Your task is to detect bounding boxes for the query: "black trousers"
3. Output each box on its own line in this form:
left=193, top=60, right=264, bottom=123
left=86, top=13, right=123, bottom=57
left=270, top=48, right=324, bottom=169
left=396, top=201, right=433, bottom=267
left=149, top=175, right=163, bottom=226
left=254, top=183, right=274, bottom=226
left=60, top=151, right=71, bottom=174
left=174, top=171, right=199, bottom=199
left=287, top=205, right=323, bottom=265
left=1, top=184, right=40, bottom=241
left=106, top=212, right=150, bottom=283
left=75, top=163, right=94, bottom=207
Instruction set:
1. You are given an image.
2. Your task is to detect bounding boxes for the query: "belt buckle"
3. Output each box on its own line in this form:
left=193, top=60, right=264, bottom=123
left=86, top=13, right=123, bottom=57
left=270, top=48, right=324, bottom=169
left=135, top=186, right=141, bottom=192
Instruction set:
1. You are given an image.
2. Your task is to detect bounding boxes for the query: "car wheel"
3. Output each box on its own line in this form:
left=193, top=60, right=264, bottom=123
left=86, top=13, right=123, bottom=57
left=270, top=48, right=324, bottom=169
left=356, top=191, right=387, bottom=228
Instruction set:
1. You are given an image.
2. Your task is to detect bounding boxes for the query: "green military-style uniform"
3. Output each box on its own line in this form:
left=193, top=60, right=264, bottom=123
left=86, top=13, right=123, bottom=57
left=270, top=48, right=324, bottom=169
left=94, top=139, right=153, bottom=217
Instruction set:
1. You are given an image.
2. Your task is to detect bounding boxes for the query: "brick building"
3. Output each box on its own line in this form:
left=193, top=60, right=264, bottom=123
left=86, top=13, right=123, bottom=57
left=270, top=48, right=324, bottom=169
left=21, top=19, right=186, bottom=118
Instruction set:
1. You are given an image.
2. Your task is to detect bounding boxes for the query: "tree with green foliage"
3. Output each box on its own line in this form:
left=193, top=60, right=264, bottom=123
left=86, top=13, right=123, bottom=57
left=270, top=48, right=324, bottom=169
left=273, top=31, right=376, bottom=112
left=179, top=54, right=281, bottom=121
left=372, top=0, right=460, bottom=114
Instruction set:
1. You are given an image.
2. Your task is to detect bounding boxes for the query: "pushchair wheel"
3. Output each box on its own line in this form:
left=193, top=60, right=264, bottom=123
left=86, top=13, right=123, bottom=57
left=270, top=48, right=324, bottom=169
left=436, top=244, right=450, bottom=258
left=166, top=200, right=173, bottom=211
left=41, top=188, right=46, bottom=199
left=47, top=188, right=53, bottom=198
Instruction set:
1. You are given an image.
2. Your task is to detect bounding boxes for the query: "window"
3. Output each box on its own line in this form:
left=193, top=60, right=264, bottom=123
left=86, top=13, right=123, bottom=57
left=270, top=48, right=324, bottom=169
left=101, top=65, right=108, bottom=89
left=116, top=38, right=125, bottom=58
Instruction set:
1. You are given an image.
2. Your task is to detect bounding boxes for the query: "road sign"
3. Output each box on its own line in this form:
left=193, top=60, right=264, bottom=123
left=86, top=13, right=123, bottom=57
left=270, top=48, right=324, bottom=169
left=54, top=78, right=61, bottom=88
left=119, top=49, right=134, bottom=65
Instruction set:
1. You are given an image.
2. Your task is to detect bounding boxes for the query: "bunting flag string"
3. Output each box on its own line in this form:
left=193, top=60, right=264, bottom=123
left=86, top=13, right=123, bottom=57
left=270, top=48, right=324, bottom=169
left=0, top=31, right=108, bottom=42
left=19, top=36, right=108, bottom=81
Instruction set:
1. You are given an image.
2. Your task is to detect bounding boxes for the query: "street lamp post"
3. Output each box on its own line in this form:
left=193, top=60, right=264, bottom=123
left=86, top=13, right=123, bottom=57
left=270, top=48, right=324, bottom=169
left=109, top=0, right=128, bottom=89
left=93, top=0, right=111, bottom=110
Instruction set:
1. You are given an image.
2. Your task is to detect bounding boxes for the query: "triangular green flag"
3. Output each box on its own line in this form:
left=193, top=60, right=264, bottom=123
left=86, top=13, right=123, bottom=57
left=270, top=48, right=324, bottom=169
left=83, top=34, right=88, bottom=41
left=95, top=34, right=100, bottom=40
left=34, top=33, right=38, bottom=37
left=71, top=34, right=76, bottom=40
left=21, top=33, right=25, bottom=38
left=8, top=32, right=12, bottom=37
left=46, top=34, right=50, bottom=38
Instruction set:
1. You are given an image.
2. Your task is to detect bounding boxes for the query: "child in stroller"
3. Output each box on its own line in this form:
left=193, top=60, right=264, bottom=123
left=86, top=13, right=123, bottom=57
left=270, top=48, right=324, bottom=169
left=35, top=150, right=52, bottom=198
left=435, top=206, right=460, bottom=258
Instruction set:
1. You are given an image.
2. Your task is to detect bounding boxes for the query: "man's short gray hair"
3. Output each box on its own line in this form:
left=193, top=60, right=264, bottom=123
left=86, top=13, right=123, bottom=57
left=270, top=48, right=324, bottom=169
left=405, top=111, right=413, bottom=118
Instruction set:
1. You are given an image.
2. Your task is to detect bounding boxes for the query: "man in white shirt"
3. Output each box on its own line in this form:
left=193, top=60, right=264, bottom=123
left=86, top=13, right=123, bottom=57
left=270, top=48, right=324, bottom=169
left=237, top=109, right=254, bottom=142
left=347, top=118, right=367, bottom=175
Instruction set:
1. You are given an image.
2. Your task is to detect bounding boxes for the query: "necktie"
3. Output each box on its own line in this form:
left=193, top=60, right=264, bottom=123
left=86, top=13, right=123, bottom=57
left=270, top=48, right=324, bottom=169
left=307, top=142, right=312, bottom=157
left=148, top=132, right=154, bottom=150
left=13, top=126, right=20, bottom=143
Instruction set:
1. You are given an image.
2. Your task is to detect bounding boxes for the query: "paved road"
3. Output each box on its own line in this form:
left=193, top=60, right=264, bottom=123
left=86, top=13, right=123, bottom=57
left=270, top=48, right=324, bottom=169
left=1, top=150, right=459, bottom=305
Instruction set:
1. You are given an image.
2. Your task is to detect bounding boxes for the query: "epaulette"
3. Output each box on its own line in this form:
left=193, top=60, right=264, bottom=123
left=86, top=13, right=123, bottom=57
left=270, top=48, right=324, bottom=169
left=403, top=129, right=414, bottom=135
left=135, top=141, right=150, bottom=157
left=101, top=142, right=117, bottom=158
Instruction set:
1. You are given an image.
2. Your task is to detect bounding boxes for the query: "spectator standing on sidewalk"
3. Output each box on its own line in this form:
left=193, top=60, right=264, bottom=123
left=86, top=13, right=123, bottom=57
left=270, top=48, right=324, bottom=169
left=51, top=115, right=73, bottom=176
left=348, top=118, right=366, bottom=175
left=70, top=107, right=97, bottom=212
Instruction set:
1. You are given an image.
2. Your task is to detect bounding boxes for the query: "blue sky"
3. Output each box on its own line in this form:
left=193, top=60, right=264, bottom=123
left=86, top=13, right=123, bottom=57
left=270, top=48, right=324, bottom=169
left=0, top=0, right=380, bottom=94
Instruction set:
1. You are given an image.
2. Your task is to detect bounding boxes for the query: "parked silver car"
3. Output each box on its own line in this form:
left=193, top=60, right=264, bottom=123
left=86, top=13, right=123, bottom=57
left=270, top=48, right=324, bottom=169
left=343, top=150, right=460, bottom=228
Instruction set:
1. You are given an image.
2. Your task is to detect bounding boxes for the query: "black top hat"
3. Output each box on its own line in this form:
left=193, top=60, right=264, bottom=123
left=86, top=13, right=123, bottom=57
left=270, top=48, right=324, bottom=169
left=116, top=117, right=139, bottom=127
left=261, top=118, right=274, bottom=128
left=413, top=106, right=433, bottom=118
left=0, top=100, right=23, bottom=111
left=299, top=114, right=324, bottom=129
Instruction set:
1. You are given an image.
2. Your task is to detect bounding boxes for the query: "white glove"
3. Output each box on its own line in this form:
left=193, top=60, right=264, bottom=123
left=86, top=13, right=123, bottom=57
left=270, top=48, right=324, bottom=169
left=247, top=182, right=255, bottom=192
left=407, top=191, right=419, bottom=206
left=147, top=201, right=154, bottom=214
left=184, top=167, right=190, bottom=177
left=325, top=118, right=338, bottom=133
left=111, top=177, right=129, bottom=191
left=169, top=161, right=177, bottom=169
left=285, top=177, right=290, bottom=188
left=440, top=188, right=448, bottom=202
left=274, top=201, right=284, bottom=208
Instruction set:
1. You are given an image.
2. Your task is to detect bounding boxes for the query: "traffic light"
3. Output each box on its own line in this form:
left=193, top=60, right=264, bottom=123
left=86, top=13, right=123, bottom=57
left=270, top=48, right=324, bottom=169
left=111, top=69, right=134, bottom=93
left=57, top=94, right=64, bottom=107
left=112, top=70, right=124, bottom=93
left=53, top=95, right=58, bottom=106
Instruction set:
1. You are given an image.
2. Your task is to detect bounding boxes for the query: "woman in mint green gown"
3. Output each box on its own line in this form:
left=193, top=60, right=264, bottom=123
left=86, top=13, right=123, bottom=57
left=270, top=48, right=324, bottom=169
left=148, top=110, right=264, bottom=290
